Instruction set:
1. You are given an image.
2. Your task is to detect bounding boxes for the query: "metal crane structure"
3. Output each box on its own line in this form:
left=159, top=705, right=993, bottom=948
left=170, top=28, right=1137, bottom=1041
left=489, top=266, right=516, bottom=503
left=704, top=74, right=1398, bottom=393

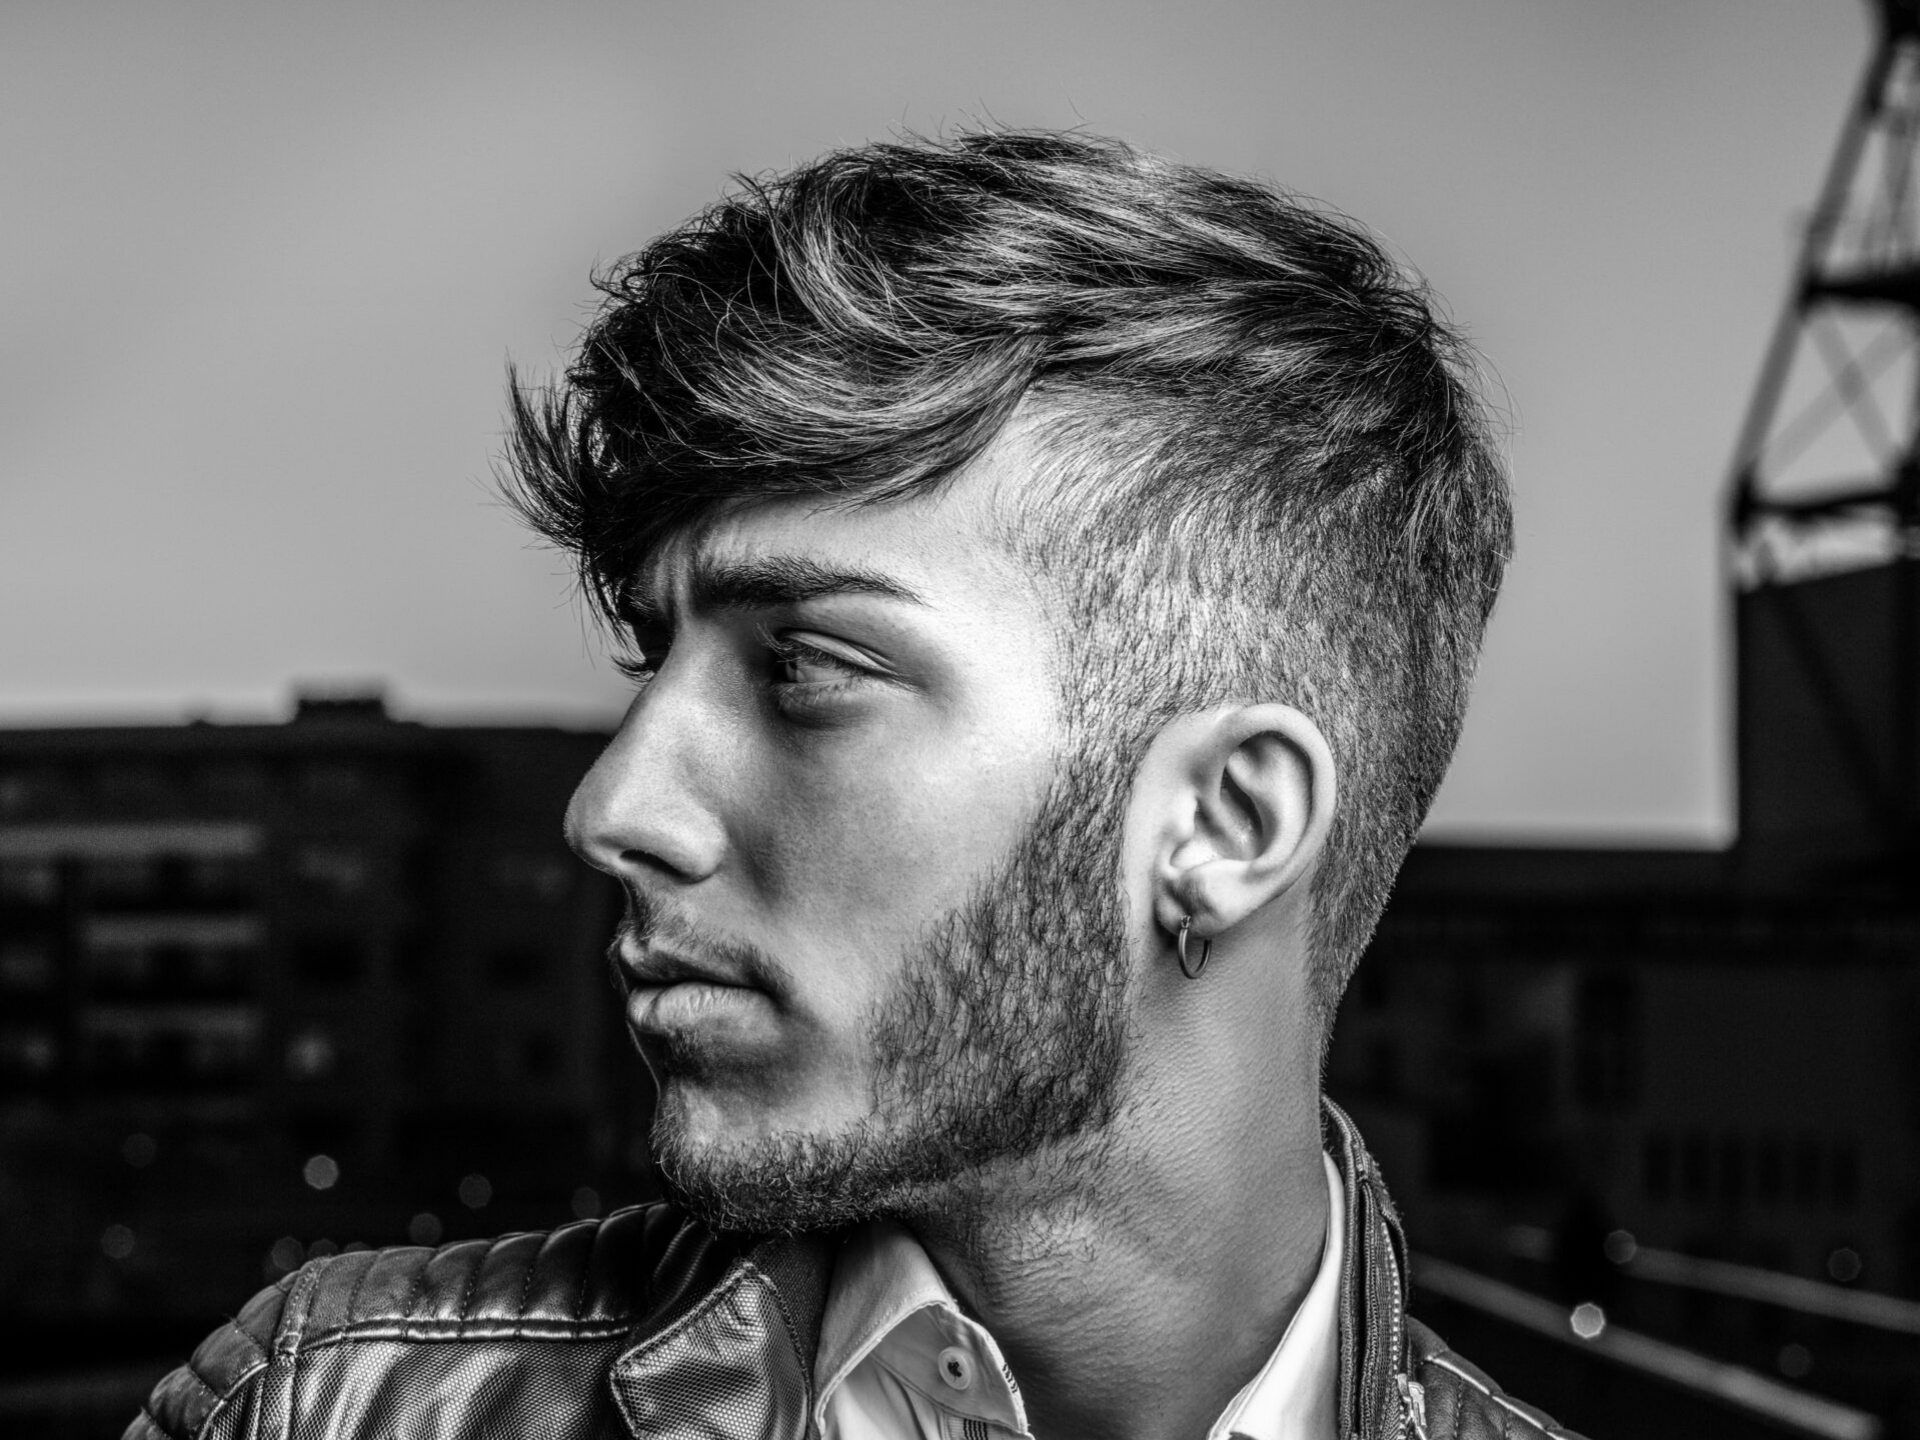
left=1730, top=0, right=1920, bottom=883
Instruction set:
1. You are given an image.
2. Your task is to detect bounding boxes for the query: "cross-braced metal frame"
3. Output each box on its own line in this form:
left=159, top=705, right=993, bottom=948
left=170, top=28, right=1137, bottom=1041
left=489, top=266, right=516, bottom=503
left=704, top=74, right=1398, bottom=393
left=1730, top=0, right=1920, bottom=861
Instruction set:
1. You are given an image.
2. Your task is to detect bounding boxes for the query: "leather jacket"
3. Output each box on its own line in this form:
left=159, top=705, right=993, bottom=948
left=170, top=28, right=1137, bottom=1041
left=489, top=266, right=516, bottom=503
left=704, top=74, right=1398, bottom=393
left=127, top=1102, right=1586, bottom=1440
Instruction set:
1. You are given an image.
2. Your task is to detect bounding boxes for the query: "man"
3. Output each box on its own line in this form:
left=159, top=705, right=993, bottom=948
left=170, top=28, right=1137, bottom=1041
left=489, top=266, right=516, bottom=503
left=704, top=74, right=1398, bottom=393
left=131, top=132, right=1581, bottom=1440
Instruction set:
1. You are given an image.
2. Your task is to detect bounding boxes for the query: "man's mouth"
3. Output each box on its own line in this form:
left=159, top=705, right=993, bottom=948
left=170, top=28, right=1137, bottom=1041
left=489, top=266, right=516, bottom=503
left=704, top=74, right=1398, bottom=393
left=615, top=941, right=772, bottom=1040
left=616, top=941, right=754, bottom=992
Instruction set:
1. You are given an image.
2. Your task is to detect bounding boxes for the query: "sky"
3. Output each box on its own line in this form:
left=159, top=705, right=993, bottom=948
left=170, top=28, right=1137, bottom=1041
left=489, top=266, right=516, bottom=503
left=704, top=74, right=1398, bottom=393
left=0, top=0, right=1867, bottom=844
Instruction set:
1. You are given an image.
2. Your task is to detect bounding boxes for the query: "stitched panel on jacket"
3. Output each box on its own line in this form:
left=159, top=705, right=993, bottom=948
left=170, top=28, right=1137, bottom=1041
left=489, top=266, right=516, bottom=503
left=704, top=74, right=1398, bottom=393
left=284, top=1340, right=628, bottom=1440
left=610, top=1270, right=810, bottom=1440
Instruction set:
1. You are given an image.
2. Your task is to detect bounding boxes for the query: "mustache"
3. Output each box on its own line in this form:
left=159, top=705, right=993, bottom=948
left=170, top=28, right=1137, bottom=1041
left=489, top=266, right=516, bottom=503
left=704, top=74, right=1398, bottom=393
left=604, top=894, right=795, bottom=1000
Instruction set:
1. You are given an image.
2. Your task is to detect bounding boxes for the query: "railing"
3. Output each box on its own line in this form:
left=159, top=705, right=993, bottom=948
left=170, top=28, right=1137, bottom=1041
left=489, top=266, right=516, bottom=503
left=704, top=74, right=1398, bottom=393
left=1415, top=1254, right=1886, bottom=1440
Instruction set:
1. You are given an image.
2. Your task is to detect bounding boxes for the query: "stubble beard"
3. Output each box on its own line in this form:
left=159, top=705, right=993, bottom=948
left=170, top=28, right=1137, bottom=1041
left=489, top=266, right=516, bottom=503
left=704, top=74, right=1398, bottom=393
left=648, top=742, right=1137, bottom=1237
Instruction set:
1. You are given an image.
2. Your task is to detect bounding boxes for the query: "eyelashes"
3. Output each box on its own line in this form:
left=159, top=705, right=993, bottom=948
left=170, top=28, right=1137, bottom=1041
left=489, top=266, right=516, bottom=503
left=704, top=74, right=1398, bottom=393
left=609, top=629, right=874, bottom=705
left=760, top=630, right=868, bottom=690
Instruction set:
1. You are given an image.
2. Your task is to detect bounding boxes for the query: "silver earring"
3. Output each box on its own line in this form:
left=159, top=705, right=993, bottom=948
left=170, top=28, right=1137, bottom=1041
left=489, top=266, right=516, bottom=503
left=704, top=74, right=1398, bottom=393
left=1176, top=915, right=1211, bottom=980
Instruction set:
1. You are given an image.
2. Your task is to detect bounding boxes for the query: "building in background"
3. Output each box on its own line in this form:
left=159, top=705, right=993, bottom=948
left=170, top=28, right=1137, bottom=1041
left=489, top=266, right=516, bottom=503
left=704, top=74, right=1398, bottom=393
left=0, top=691, right=634, bottom=1333
left=1324, top=560, right=1920, bottom=1416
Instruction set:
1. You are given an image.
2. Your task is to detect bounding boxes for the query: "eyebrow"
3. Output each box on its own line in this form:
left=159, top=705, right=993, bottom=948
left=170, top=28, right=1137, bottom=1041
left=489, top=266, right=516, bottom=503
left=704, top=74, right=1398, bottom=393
left=620, top=554, right=928, bottom=628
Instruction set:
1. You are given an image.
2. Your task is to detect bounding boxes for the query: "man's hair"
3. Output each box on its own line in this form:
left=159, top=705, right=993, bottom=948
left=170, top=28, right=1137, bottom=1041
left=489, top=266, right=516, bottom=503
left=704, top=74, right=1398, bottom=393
left=506, top=130, right=1510, bottom=1040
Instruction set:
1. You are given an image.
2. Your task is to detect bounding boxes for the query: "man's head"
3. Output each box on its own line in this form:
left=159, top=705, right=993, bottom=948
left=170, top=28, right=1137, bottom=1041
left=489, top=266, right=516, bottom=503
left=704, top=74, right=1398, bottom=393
left=509, top=131, right=1509, bottom=1232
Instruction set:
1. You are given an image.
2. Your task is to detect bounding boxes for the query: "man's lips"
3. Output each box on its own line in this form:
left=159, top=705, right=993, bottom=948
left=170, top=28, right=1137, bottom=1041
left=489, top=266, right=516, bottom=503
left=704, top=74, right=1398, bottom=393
left=619, top=947, right=772, bottom=1037
left=616, top=943, right=757, bottom=993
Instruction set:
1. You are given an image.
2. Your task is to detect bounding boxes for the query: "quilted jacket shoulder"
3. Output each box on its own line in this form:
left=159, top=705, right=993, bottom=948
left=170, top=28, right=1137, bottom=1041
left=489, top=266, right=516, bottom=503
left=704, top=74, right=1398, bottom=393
left=125, top=1203, right=745, bottom=1440
left=130, top=1265, right=293, bottom=1440
left=1407, top=1317, right=1588, bottom=1440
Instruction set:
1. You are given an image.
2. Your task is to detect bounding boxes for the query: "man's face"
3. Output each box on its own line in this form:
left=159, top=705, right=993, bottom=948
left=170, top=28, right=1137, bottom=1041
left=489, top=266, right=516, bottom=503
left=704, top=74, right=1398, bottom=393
left=566, top=439, right=1139, bottom=1232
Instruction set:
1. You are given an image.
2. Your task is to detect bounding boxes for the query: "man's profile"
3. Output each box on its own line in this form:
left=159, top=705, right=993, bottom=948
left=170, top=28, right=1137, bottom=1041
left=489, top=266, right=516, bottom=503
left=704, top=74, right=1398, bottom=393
left=130, top=131, right=1581, bottom=1440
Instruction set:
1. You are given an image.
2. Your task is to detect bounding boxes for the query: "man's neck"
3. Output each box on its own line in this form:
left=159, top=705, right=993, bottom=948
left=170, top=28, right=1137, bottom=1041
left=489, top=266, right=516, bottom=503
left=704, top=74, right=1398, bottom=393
left=903, top=1087, right=1330, bottom=1440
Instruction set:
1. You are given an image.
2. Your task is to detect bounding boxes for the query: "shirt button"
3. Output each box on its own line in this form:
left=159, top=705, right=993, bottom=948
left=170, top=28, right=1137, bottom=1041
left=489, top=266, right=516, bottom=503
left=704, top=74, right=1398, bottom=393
left=937, top=1346, right=975, bottom=1391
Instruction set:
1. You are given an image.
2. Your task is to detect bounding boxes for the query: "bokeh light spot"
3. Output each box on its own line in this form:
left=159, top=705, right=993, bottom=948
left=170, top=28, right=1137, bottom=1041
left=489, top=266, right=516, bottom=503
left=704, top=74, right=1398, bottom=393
left=286, top=1029, right=337, bottom=1080
left=1569, top=1302, right=1606, bottom=1340
left=407, top=1211, right=443, bottom=1245
left=458, top=1173, right=492, bottom=1209
left=1827, top=1247, right=1862, bottom=1283
left=101, top=1223, right=135, bottom=1260
left=121, top=1132, right=157, bottom=1168
left=303, top=1154, right=340, bottom=1190
left=571, top=1186, right=601, bottom=1220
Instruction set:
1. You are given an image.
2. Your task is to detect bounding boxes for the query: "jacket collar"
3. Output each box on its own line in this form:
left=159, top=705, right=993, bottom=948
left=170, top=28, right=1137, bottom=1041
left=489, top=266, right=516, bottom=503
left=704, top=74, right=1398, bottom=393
left=1322, top=1098, right=1421, bottom=1440
left=609, top=1098, right=1416, bottom=1440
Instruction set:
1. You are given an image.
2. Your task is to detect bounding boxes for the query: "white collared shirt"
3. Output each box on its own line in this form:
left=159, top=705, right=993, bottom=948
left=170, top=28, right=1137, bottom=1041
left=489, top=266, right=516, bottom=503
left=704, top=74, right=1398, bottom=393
left=814, top=1154, right=1345, bottom=1440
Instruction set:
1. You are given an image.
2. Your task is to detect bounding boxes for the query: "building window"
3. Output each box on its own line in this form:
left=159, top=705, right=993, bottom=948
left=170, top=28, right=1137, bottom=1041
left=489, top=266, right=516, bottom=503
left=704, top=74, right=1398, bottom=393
left=290, top=935, right=367, bottom=986
left=187, top=1024, right=256, bottom=1082
left=95, top=763, right=171, bottom=806
left=87, top=856, right=160, bottom=904
left=0, top=858, right=60, bottom=906
left=90, top=943, right=155, bottom=993
left=193, top=760, right=269, bottom=804
left=0, top=771, right=48, bottom=816
left=0, top=1027, right=58, bottom=1081
left=0, top=941, right=55, bottom=991
left=293, top=846, right=370, bottom=900
left=188, top=943, right=251, bottom=995
left=183, top=854, right=253, bottom=903
left=298, top=763, right=367, bottom=800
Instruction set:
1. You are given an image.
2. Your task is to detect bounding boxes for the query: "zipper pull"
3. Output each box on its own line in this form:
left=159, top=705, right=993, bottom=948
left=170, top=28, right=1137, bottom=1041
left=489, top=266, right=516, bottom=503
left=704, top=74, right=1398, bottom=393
left=1395, top=1374, right=1428, bottom=1440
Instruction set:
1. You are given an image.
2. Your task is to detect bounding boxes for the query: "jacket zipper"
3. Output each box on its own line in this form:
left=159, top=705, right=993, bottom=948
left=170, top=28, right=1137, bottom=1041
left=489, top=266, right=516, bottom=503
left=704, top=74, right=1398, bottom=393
left=1356, top=1161, right=1417, bottom=1440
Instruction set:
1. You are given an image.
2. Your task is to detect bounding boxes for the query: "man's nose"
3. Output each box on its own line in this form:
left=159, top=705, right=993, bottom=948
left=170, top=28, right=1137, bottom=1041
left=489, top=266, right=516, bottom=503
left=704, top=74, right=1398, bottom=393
left=565, top=685, right=728, bottom=885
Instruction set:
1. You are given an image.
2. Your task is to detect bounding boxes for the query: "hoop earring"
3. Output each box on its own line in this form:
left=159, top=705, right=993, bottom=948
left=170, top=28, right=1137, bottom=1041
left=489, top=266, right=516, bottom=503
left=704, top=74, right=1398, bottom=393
left=1176, top=915, right=1212, bottom=980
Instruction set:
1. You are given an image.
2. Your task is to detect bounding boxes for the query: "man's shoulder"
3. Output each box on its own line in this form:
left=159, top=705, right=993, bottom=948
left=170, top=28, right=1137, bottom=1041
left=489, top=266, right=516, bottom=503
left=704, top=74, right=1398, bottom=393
left=126, top=1202, right=745, bottom=1440
left=1406, top=1317, right=1590, bottom=1440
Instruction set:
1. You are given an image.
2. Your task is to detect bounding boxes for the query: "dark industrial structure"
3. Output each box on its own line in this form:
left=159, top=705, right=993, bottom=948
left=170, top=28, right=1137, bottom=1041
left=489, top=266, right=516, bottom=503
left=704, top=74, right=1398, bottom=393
left=1731, top=0, right=1920, bottom=881
left=1321, top=6, right=1920, bottom=1430
left=0, top=693, right=634, bottom=1360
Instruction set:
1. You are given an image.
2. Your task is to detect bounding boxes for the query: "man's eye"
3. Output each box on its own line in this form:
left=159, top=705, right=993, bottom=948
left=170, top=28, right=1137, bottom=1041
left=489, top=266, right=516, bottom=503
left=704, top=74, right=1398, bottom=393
left=769, top=638, right=863, bottom=687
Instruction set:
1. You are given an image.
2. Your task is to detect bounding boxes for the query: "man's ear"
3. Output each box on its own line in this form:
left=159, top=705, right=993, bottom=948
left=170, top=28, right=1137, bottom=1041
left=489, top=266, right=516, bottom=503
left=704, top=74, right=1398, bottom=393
left=1145, top=703, right=1337, bottom=943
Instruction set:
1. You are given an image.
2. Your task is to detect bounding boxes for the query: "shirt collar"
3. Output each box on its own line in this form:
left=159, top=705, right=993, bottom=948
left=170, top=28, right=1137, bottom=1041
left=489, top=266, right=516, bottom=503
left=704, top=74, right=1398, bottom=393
left=1210, top=1151, right=1345, bottom=1440
left=815, top=1219, right=954, bottom=1401
left=814, top=1221, right=1028, bottom=1435
left=814, top=1154, right=1344, bottom=1440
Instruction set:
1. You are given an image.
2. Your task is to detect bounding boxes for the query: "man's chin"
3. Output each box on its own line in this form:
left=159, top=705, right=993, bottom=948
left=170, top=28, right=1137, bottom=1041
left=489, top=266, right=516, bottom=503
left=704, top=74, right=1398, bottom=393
left=647, top=1091, right=1118, bottom=1239
left=646, top=1086, right=995, bottom=1237
left=650, top=1111, right=901, bottom=1236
